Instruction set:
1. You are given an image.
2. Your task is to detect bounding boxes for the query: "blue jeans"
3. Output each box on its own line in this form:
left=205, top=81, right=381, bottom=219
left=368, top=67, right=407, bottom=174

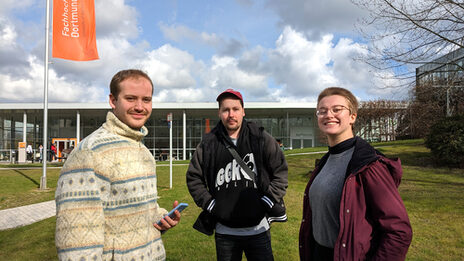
left=215, top=230, right=274, bottom=261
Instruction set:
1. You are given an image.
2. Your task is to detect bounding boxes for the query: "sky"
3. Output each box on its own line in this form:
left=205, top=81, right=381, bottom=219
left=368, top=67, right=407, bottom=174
left=0, top=0, right=408, bottom=104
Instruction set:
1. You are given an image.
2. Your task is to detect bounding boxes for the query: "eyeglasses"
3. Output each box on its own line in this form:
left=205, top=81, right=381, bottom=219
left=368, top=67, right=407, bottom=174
left=316, top=105, right=350, bottom=117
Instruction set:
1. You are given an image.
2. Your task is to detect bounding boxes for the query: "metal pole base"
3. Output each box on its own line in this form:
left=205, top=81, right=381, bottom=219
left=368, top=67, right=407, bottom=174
left=40, top=176, right=47, bottom=190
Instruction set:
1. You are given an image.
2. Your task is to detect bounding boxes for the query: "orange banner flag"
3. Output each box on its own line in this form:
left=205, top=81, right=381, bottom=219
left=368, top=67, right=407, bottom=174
left=52, top=0, right=99, bottom=61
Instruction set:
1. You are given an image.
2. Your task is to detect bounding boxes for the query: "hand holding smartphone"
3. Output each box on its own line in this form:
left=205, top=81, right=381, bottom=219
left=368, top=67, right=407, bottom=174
left=156, top=202, right=188, bottom=226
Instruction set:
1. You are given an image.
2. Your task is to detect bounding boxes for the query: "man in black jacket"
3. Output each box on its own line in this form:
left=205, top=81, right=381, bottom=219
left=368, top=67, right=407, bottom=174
left=186, top=89, right=288, bottom=261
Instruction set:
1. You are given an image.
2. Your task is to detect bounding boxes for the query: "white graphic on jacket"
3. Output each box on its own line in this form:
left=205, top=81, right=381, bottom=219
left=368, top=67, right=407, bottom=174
left=215, top=153, right=257, bottom=189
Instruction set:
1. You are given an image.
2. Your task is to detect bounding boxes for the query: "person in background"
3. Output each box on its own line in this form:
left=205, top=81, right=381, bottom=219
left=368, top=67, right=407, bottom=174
left=299, top=87, right=412, bottom=261
left=39, top=144, right=43, bottom=163
left=55, top=69, right=181, bottom=261
left=187, top=89, right=288, bottom=261
left=276, top=139, right=284, bottom=151
left=50, top=143, right=57, bottom=162
left=26, top=144, right=33, bottom=162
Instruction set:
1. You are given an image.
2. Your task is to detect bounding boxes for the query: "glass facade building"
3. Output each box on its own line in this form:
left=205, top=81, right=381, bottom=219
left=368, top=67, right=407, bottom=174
left=416, top=47, right=464, bottom=87
left=0, top=102, right=319, bottom=162
left=415, top=47, right=464, bottom=118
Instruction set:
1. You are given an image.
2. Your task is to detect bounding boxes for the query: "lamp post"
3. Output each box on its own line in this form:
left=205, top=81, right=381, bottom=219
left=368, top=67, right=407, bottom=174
left=167, top=113, right=173, bottom=189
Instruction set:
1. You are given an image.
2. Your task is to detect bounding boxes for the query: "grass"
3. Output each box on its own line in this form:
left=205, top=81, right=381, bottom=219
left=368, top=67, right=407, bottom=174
left=0, top=139, right=463, bottom=260
left=0, top=168, right=60, bottom=210
left=0, top=161, right=187, bottom=210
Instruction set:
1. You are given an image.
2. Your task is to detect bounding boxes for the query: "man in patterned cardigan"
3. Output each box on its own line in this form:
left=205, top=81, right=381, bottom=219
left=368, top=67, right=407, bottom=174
left=55, top=69, right=181, bottom=261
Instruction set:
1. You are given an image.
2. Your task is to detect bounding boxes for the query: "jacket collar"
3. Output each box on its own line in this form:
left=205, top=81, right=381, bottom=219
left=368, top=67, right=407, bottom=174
left=314, top=136, right=403, bottom=184
left=347, top=137, right=379, bottom=175
left=328, top=137, right=356, bottom=154
left=316, top=136, right=379, bottom=177
left=213, top=119, right=251, bottom=146
left=348, top=137, right=403, bottom=185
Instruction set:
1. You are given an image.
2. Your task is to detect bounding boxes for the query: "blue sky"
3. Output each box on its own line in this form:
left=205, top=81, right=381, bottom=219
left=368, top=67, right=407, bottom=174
left=0, top=0, right=408, bottom=103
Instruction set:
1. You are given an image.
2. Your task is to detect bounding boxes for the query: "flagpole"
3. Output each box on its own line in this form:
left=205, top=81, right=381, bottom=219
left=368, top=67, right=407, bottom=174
left=40, top=0, right=51, bottom=190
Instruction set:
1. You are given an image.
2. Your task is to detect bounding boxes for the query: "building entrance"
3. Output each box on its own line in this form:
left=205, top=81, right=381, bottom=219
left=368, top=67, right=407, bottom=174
left=290, top=138, right=313, bottom=149
left=52, top=138, right=77, bottom=161
left=290, top=126, right=314, bottom=149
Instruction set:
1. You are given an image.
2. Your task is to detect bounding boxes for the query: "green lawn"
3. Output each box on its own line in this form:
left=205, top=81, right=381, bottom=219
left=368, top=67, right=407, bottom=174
left=0, top=140, right=463, bottom=260
left=0, top=168, right=60, bottom=210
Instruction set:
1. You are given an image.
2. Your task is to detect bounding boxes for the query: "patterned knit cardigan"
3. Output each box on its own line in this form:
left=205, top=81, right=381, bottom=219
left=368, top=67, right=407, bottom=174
left=55, top=112, right=168, bottom=261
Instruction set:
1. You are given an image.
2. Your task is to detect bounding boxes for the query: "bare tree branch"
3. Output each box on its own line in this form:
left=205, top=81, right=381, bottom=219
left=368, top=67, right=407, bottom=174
left=352, top=0, right=464, bottom=138
left=382, top=0, right=464, bottom=49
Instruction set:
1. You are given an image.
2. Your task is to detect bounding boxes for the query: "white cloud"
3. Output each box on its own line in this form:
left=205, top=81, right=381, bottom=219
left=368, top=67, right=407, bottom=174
left=138, top=44, right=199, bottom=91
left=267, top=27, right=337, bottom=100
left=0, top=0, right=144, bottom=103
left=0, top=73, right=40, bottom=102
left=144, top=46, right=270, bottom=102
left=263, top=27, right=402, bottom=101
left=332, top=38, right=370, bottom=87
left=0, top=1, right=404, bottom=104
left=331, top=38, right=406, bottom=99
left=48, top=69, right=106, bottom=102
left=159, top=23, right=245, bottom=56
left=0, top=23, right=400, bottom=103
left=0, top=19, right=16, bottom=44
left=0, top=18, right=30, bottom=75
left=95, top=0, right=139, bottom=39
left=265, top=0, right=368, bottom=39
left=0, top=56, right=105, bottom=102
left=51, top=38, right=142, bottom=85
left=208, top=55, right=268, bottom=98
left=154, top=88, right=206, bottom=103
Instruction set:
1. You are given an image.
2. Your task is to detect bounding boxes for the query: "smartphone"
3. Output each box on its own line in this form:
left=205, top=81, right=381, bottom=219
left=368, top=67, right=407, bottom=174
left=156, top=203, right=188, bottom=226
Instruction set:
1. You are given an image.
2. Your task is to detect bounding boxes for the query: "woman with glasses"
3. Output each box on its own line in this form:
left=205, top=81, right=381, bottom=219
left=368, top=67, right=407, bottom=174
left=299, top=87, right=412, bottom=261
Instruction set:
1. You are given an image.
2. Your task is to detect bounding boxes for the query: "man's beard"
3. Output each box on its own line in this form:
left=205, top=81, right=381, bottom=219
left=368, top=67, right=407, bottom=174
left=225, top=120, right=242, bottom=133
left=226, top=125, right=240, bottom=132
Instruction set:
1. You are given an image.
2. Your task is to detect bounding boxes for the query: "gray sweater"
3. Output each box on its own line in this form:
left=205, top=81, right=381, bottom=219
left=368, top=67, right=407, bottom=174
left=309, top=146, right=354, bottom=248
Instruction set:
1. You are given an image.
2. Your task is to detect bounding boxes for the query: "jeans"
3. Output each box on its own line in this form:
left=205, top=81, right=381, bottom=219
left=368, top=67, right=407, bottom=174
left=215, top=230, right=274, bottom=261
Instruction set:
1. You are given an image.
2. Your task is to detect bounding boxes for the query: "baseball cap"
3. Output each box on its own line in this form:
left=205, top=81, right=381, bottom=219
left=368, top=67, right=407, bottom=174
left=216, top=89, right=243, bottom=103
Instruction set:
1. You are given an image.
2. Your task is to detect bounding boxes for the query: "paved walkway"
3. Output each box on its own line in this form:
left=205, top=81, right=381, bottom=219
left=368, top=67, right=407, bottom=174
left=0, top=200, right=56, bottom=230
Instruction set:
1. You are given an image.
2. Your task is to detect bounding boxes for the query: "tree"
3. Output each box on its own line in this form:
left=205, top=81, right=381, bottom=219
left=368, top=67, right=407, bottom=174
left=356, top=100, right=407, bottom=141
left=353, top=0, right=464, bottom=138
left=425, top=114, right=464, bottom=168
left=398, top=84, right=445, bottom=138
left=352, top=0, right=464, bottom=81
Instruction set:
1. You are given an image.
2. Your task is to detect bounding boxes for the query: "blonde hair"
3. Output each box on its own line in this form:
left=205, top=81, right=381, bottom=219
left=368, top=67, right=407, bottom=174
left=317, top=87, right=358, bottom=115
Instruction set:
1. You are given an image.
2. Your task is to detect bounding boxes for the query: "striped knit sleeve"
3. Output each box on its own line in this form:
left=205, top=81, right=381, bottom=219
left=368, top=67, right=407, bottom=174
left=55, top=148, right=105, bottom=261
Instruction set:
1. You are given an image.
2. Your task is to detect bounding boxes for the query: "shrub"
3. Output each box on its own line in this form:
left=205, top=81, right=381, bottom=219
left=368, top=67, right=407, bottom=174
left=425, top=114, right=464, bottom=168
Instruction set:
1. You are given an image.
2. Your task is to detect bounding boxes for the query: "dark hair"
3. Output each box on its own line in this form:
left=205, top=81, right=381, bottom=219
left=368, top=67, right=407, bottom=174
left=110, top=69, right=153, bottom=99
left=317, top=87, right=358, bottom=115
left=217, top=93, right=244, bottom=108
